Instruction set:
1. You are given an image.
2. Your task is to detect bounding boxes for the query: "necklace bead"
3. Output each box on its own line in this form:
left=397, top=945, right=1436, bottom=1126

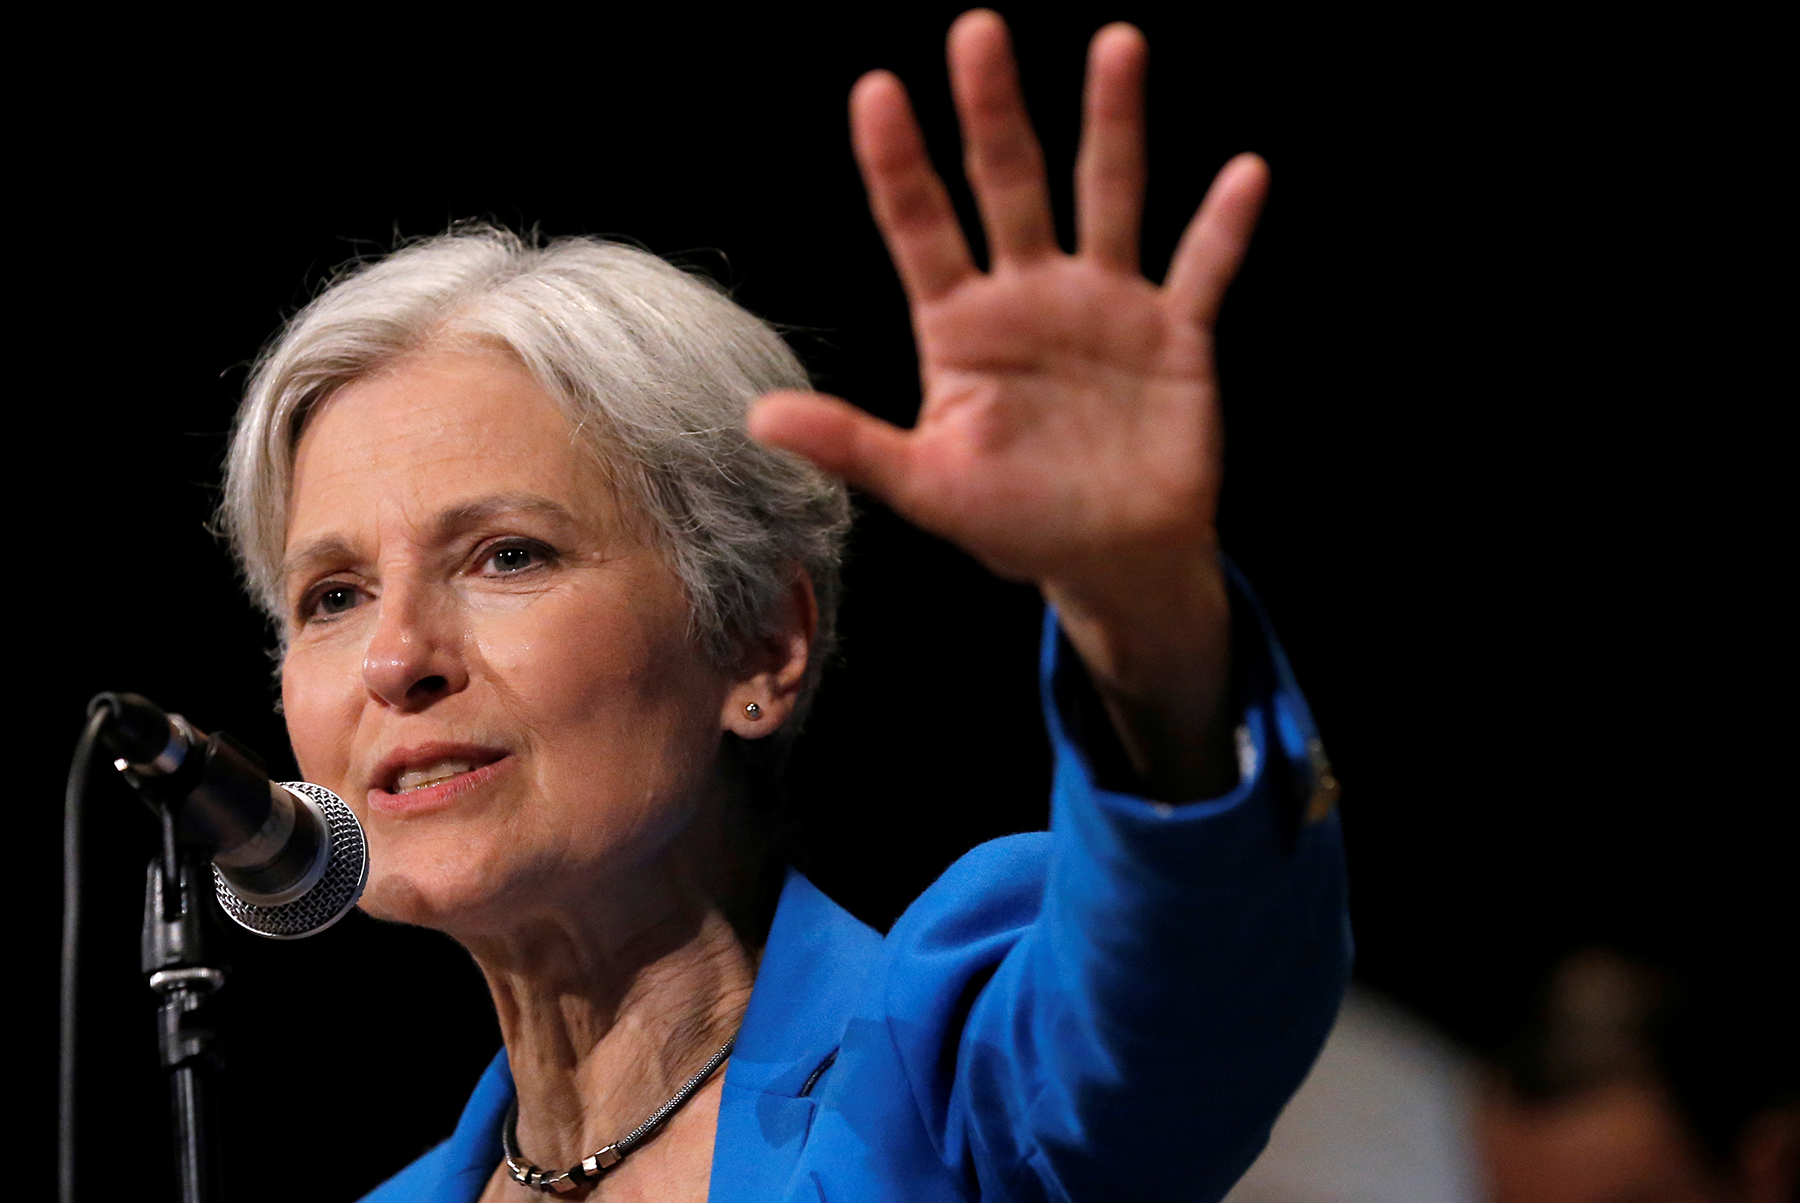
left=502, top=1037, right=734, bottom=1194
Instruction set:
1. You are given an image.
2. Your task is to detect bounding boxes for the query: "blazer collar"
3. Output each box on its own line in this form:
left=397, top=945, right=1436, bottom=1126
left=409, top=868, right=879, bottom=1203
left=727, top=867, right=884, bottom=1096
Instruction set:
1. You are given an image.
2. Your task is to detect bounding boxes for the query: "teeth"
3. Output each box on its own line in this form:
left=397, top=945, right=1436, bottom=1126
left=396, top=759, right=476, bottom=793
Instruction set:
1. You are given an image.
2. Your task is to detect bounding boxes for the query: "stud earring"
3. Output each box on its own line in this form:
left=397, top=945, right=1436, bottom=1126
left=743, top=702, right=762, bottom=721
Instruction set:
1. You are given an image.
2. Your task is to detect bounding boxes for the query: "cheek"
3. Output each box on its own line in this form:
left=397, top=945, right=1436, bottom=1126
left=474, top=578, right=701, bottom=710
left=470, top=585, right=726, bottom=778
left=475, top=610, right=638, bottom=732
left=280, top=642, right=363, bottom=790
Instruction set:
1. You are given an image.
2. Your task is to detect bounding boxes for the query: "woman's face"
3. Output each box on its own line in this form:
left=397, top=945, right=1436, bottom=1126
left=280, top=344, right=741, bottom=934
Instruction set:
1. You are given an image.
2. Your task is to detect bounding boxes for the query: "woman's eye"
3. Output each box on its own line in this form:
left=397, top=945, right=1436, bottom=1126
left=484, top=542, right=551, bottom=575
left=316, top=586, right=360, bottom=616
left=297, top=583, right=362, bottom=623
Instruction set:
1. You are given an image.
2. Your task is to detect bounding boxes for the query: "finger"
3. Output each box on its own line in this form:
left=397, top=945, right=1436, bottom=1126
left=851, top=70, right=978, bottom=303
left=748, top=391, right=918, bottom=505
left=1076, top=23, right=1148, bottom=273
left=1164, top=153, right=1271, bottom=327
left=948, top=9, right=1058, bottom=267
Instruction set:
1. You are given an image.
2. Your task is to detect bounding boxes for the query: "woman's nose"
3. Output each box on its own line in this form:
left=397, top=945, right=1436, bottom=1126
left=361, top=588, right=469, bottom=710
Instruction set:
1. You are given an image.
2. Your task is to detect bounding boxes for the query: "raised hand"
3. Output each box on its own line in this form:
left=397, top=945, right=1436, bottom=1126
left=749, top=11, right=1267, bottom=797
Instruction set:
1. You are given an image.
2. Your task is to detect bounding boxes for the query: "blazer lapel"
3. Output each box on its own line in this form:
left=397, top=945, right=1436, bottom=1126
left=712, top=869, right=884, bottom=1201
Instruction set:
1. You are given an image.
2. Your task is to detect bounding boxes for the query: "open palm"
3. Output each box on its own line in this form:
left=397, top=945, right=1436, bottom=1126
left=751, top=11, right=1268, bottom=794
left=751, top=12, right=1265, bottom=594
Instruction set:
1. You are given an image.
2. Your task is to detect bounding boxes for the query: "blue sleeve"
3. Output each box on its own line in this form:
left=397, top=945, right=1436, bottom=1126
left=890, top=566, right=1351, bottom=1202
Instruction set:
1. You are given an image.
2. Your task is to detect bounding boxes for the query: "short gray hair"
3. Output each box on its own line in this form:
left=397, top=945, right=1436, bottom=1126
left=221, top=225, right=851, bottom=721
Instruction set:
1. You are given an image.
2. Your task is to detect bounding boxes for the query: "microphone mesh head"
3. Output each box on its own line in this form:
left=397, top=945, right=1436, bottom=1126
left=212, top=782, right=369, bottom=939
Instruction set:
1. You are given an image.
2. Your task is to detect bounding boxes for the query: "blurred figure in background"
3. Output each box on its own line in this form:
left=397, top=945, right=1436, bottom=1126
left=1223, top=986, right=1485, bottom=1203
left=1482, top=947, right=1799, bottom=1203
left=1225, top=948, right=1797, bottom=1203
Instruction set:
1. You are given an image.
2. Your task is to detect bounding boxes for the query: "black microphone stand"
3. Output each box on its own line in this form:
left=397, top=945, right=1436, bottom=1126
left=71, top=692, right=362, bottom=1202
left=141, top=804, right=225, bottom=1203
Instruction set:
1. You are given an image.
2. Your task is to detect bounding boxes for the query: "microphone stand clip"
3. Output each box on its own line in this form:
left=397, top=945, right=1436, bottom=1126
left=142, top=805, right=226, bottom=1203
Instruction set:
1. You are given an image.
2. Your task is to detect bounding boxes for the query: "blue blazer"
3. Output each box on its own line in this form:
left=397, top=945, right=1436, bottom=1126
left=363, top=577, right=1350, bottom=1202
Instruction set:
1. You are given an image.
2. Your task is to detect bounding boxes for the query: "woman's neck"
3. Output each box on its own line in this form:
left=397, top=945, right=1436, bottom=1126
left=483, top=909, right=755, bottom=1160
left=458, top=805, right=778, bottom=1197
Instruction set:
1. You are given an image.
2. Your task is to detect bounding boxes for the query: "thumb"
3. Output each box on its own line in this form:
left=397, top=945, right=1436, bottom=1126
left=748, top=391, right=916, bottom=502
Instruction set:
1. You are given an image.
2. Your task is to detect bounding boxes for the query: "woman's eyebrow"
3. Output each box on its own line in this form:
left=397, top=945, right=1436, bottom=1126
left=431, top=493, right=578, bottom=537
left=281, top=495, right=579, bottom=586
left=281, top=537, right=357, bottom=590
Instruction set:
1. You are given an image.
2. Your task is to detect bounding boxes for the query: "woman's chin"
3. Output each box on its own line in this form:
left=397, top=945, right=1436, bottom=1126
left=355, top=860, right=515, bottom=933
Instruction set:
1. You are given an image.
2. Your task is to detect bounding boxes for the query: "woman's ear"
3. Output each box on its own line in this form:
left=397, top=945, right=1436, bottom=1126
left=723, top=569, right=818, bottom=739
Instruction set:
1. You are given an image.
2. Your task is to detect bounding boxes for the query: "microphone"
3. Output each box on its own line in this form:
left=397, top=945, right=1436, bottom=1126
left=89, top=692, right=368, bottom=939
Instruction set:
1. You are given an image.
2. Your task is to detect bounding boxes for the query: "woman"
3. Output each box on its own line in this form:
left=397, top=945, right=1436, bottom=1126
left=223, top=12, right=1347, bottom=1201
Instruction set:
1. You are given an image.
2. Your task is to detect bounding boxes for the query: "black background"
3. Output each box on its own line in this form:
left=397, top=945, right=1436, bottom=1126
left=23, top=6, right=1787, bottom=1200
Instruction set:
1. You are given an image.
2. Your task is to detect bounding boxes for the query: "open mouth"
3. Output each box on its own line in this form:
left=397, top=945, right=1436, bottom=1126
left=396, top=758, right=488, bottom=793
left=372, top=746, right=510, bottom=805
